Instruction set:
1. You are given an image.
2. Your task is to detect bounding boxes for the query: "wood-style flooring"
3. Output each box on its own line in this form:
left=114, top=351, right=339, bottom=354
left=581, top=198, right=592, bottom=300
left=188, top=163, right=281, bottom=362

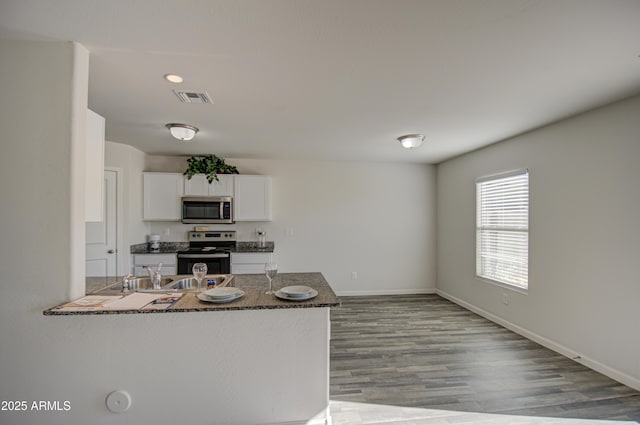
left=330, top=295, right=640, bottom=422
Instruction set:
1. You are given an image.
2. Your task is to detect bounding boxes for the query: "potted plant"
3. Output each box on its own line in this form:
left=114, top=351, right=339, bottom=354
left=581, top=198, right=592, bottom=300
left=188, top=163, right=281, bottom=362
left=184, top=154, right=239, bottom=183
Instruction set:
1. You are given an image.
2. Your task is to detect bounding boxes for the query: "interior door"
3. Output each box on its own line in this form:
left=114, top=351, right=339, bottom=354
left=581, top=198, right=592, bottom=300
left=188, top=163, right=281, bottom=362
left=86, top=169, right=117, bottom=276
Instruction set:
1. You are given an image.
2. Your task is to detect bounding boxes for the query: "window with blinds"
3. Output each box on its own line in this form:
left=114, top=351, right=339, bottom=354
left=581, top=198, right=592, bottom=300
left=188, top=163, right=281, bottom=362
left=476, top=169, right=529, bottom=290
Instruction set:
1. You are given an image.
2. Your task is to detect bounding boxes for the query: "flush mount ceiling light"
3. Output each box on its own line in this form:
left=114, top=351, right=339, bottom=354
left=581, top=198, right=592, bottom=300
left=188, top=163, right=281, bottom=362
left=164, top=73, right=183, bottom=83
left=166, top=123, right=199, bottom=141
left=397, top=134, right=425, bottom=149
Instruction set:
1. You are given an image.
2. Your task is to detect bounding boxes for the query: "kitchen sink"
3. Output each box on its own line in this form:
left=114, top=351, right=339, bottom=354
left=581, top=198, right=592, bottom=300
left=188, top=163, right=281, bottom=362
left=127, top=277, right=175, bottom=291
left=165, top=277, right=197, bottom=290
left=94, top=277, right=175, bottom=293
left=93, top=274, right=233, bottom=294
left=164, top=275, right=233, bottom=291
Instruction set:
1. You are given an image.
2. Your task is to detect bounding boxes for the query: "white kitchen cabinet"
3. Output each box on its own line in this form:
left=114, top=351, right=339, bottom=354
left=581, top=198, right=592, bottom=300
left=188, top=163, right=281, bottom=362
left=85, top=109, right=105, bottom=222
left=234, top=175, right=272, bottom=221
left=133, top=253, right=177, bottom=276
left=231, top=252, right=273, bottom=274
left=184, top=174, right=234, bottom=197
left=143, top=173, right=184, bottom=221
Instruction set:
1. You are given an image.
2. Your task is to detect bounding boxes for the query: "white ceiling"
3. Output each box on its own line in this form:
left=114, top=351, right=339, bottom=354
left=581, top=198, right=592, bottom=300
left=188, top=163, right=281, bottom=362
left=2, top=0, right=639, bottom=164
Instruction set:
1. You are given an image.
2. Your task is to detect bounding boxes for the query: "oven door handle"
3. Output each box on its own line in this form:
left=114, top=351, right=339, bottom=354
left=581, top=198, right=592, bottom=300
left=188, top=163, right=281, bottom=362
left=178, top=253, right=230, bottom=259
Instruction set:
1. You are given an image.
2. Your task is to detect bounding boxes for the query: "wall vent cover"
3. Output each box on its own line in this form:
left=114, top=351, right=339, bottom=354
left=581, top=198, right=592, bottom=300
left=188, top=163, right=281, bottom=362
left=173, top=90, right=213, bottom=104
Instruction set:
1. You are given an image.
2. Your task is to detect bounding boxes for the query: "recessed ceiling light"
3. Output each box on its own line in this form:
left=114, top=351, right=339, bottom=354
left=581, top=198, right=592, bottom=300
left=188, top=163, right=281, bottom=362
left=164, top=74, right=183, bottom=84
left=397, top=134, right=425, bottom=149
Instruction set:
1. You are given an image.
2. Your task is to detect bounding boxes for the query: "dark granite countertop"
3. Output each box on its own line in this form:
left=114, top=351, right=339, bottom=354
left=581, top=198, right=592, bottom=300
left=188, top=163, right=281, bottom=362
left=234, top=241, right=275, bottom=253
left=130, top=242, right=189, bottom=254
left=45, top=273, right=339, bottom=315
left=130, top=241, right=275, bottom=254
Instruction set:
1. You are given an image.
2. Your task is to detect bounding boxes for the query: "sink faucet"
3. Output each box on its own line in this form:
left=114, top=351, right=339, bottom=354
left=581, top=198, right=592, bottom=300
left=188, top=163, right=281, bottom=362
left=143, top=262, right=163, bottom=289
left=122, top=274, right=134, bottom=294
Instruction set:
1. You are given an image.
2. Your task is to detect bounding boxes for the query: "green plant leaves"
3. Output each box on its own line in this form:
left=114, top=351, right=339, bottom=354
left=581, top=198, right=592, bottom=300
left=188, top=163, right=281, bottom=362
left=184, top=154, right=239, bottom=183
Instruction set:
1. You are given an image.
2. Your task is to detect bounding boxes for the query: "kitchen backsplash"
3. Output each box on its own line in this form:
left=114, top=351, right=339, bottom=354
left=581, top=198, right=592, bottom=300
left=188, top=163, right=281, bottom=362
left=148, top=221, right=277, bottom=244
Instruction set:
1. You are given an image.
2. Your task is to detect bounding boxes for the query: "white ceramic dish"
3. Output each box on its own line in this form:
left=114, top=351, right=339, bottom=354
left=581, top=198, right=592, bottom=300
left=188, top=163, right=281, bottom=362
left=280, top=285, right=314, bottom=298
left=197, top=289, right=244, bottom=303
left=275, top=288, right=318, bottom=301
left=202, top=287, right=243, bottom=299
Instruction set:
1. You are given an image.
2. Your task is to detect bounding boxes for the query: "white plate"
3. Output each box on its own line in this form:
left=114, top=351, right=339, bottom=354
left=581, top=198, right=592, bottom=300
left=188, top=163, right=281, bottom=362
left=197, top=289, right=244, bottom=303
left=280, top=285, right=314, bottom=298
left=202, top=287, right=243, bottom=299
left=200, top=295, right=240, bottom=301
left=275, top=288, right=318, bottom=301
left=201, top=294, right=237, bottom=301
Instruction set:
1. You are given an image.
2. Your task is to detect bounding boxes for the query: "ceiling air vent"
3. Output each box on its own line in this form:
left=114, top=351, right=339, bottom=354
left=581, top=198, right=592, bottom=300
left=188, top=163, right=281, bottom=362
left=173, top=90, right=213, bottom=104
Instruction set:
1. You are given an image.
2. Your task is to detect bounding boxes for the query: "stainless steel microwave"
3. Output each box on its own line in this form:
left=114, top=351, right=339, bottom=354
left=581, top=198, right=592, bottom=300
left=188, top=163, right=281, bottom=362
left=181, top=196, right=234, bottom=224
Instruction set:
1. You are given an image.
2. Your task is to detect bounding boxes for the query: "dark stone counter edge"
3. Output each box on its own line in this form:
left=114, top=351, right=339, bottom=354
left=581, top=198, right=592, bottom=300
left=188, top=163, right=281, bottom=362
left=130, top=241, right=275, bottom=254
left=43, top=300, right=340, bottom=316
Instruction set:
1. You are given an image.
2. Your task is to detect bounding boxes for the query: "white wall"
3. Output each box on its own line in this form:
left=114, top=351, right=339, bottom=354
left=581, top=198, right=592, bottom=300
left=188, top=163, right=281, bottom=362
left=144, top=157, right=438, bottom=295
left=104, top=141, right=149, bottom=274
left=436, top=94, right=640, bottom=390
left=0, top=40, right=330, bottom=425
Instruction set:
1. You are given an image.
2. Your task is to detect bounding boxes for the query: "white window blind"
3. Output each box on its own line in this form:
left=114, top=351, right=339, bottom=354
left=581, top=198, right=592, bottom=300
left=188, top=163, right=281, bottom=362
left=476, top=169, right=529, bottom=289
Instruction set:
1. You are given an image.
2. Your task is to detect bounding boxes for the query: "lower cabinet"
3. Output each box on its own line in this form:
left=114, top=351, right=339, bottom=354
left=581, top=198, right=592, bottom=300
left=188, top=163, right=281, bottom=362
left=230, top=252, right=272, bottom=274
left=132, top=253, right=177, bottom=276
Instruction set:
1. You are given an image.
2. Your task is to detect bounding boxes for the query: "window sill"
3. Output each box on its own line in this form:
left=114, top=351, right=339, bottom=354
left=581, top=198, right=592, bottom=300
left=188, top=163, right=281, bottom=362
left=476, top=276, right=528, bottom=295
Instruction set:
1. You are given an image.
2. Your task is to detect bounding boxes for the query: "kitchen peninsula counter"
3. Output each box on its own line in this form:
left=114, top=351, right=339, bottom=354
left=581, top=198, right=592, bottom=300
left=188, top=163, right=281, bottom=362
left=45, top=274, right=335, bottom=424
left=45, top=272, right=339, bottom=315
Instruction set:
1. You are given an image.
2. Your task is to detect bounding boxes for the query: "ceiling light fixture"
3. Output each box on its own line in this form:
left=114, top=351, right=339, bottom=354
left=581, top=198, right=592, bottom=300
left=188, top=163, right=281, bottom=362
left=166, top=123, right=199, bottom=141
left=397, top=134, right=425, bottom=149
left=164, top=74, right=184, bottom=83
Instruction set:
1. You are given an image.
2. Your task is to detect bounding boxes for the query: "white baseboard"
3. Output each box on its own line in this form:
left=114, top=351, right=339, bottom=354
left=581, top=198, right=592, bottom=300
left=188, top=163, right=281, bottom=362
left=336, top=288, right=437, bottom=297
left=436, top=289, right=640, bottom=392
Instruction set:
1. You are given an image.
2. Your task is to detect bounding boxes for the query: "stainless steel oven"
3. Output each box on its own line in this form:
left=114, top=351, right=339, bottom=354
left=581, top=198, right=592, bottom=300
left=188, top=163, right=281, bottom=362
left=176, top=231, right=236, bottom=274
left=181, top=196, right=233, bottom=224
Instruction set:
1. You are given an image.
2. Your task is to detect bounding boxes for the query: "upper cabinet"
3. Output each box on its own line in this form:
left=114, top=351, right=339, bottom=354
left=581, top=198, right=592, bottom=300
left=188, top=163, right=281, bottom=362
left=184, top=174, right=234, bottom=197
left=143, top=173, right=184, bottom=221
left=142, top=172, right=271, bottom=222
left=85, top=109, right=105, bottom=222
left=234, top=175, right=272, bottom=221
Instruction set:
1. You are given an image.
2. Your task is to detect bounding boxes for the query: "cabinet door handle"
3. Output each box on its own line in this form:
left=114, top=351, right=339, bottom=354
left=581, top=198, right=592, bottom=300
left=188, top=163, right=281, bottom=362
left=107, top=249, right=115, bottom=254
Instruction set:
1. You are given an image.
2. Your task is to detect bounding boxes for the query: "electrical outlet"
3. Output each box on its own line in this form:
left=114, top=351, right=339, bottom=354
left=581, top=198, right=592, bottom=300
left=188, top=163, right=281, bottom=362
left=502, top=293, right=509, bottom=305
left=351, top=272, right=358, bottom=280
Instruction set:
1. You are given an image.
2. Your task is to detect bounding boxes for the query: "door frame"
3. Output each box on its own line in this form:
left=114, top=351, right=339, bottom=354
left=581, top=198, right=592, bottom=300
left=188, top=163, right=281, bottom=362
left=106, top=166, right=124, bottom=276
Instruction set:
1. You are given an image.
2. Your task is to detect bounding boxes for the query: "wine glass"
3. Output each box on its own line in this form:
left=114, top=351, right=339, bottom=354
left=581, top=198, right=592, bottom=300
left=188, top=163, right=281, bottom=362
left=265, top=263, right=278, bottom=295
left=192, top=263, right=207, bottom=292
